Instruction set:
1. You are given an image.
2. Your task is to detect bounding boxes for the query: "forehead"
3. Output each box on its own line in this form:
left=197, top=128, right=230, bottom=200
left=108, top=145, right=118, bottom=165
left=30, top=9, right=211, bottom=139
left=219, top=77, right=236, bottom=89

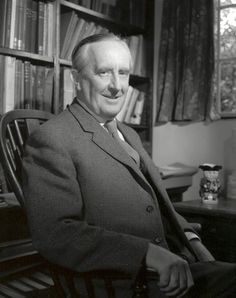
left=86, top=40, right=131, bottom=69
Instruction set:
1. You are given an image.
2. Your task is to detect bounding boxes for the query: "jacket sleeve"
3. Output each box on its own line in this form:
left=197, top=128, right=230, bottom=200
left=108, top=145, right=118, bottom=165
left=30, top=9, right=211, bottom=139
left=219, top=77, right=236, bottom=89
left=22, top=127, right=149, bottom=277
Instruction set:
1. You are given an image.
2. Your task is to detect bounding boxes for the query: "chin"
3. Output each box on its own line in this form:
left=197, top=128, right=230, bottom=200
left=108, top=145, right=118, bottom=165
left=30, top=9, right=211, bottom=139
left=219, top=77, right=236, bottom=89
left=102, top=105, right=122, bottom=118
left=101, top=110, right=119, bottom=121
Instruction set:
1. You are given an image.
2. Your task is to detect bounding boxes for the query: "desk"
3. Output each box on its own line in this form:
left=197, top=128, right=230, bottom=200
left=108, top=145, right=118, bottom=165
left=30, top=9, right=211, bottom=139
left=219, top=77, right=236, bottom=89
left=160, top=163, right=198, bottom=202
left=174, top=199, right=236, bottom=262
left=163, top=175, right=194, bottom=202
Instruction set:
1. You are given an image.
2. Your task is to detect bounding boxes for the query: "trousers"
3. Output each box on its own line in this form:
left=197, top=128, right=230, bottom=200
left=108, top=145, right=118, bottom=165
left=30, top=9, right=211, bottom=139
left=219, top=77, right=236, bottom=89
left=62, top=261, right=236, bottom=298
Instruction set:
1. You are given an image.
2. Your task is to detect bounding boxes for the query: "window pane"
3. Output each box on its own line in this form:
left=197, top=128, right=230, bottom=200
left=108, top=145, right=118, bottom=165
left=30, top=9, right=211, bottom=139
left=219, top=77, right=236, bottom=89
left=220, top=7, right=236, bottom=58
left=220, top=0, right=236, bottom=5
left=214, top=1, right=219, bottom=58
left=220, top=61, right=236, bottom=112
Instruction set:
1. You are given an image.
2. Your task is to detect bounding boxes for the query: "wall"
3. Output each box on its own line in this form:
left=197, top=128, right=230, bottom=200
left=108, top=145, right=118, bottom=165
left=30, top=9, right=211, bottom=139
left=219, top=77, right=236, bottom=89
left=152, top=119, right=236, bottom=200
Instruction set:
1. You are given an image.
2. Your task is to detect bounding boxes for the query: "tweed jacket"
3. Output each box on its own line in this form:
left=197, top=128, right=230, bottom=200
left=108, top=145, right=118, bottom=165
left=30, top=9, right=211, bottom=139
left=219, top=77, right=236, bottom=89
left=22, top=101, right=197, bottom=278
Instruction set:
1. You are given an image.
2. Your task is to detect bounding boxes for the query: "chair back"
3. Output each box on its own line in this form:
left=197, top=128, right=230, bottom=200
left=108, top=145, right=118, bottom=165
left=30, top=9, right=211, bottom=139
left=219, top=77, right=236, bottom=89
left=0, top=109, right=54, bottom=206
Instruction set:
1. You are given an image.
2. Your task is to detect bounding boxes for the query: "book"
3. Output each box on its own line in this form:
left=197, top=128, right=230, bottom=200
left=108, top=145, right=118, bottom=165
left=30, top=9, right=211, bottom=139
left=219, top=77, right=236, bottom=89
left=81, top=21, right=96, bottom=41
left=65, top=18, right=86, bottom=61
left=9, top=0, right=16, bottom=49
left=3, top=56, right=16, bottom=112
left=13, top=0, right=20, bottom=49
left=130, top=91, right=145, bottom=124
left=24, top=61, right=32, bottom=109
left=37, top=1, right=45, bottom=55
left=30, top=64, right=37, bottom=109
left=78, top=20, right=92, bottom=41
left=60, top=10, right=78, bottom=58
left=25, top=0, right=32, bottom=52
left=47, top=1, right=54, bottom=56
left=30, top=0, right=37, bottom=53
left=19, top=0, right=27, bottom=50
left=5, top=0, right=13, bottom=48
left=43, top=68, right=54, bottom=112
left=0, top=0, right=8, bottom=47
left=20, top=59, right=25, bottom=108
left=116, top=85, right=133, bottom=122
left=64, top=16, right=81, bottom=60
left=127, top=35, right=140, bottom=75
left=43, top=2, right=48, bottom=55
left=14, top=59, right=23, bottom=109
left=124, top=87, right=140, bottom=123
left=60, top=67, right=76, bottom=109
left=35, top=65, right=46, bottom=110
left=136, top=35, right=147, bottom=76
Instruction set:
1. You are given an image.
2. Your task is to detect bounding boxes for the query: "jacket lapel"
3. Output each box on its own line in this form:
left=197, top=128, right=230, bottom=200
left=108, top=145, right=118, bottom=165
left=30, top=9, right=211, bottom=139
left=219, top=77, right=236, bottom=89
left=68, top=103, right=152, bottom=193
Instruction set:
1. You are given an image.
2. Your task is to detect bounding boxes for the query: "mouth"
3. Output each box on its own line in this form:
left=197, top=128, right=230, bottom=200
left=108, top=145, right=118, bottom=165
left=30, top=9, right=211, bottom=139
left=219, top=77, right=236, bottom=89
left=103, top=95, right=123, bottom=102
left=103, top=94, right=122, bottom=98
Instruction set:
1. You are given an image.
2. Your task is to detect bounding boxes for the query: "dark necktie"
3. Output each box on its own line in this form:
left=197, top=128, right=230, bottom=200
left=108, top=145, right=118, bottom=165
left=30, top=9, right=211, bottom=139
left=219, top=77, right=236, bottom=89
left=105, top=120, right=140, bottom=167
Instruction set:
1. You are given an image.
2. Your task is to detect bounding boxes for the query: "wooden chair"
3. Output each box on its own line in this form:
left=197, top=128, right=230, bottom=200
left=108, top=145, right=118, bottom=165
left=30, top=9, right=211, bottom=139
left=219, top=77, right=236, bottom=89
left=0, top=109, right=155, bottom=297
left=0, top=109, right=56, bottom=296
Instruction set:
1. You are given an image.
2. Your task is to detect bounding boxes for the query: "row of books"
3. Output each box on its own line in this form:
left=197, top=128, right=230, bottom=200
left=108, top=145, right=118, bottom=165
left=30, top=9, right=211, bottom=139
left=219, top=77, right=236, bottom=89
left=67, top=0, right=146, bottom=27
left=60, top=12, right=146, bottom=76
left=0, top=0, right=54, bottom=56
left=116, top=86, right=146, bottom=125
left=0, top=55, right=54, bottom=115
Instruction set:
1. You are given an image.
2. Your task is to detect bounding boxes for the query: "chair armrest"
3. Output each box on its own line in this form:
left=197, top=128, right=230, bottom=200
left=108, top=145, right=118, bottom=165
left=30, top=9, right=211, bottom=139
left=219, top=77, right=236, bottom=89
left=190, top=222, right=202, bottom=234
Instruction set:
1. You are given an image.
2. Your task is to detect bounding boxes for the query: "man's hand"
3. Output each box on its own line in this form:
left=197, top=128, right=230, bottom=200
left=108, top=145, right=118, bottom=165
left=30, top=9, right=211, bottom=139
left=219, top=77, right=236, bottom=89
left=146, top=243, right=194, bottom=297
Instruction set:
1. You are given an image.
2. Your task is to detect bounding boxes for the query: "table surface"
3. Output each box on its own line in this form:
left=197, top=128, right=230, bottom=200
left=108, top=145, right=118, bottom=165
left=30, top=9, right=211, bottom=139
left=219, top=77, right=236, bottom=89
left=174, top=198, right=236, bottom=218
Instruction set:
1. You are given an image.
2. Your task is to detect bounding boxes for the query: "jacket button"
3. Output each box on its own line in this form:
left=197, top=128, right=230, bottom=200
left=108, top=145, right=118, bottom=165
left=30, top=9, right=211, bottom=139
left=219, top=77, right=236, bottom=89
left=146, top=205, right=154, bottom=213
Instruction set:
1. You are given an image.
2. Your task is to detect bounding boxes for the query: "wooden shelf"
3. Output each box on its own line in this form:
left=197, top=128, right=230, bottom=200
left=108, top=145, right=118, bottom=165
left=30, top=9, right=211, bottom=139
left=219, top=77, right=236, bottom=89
left=59, top=58, right=72, bottom=67
left=0, top=48, right=54, bottom=64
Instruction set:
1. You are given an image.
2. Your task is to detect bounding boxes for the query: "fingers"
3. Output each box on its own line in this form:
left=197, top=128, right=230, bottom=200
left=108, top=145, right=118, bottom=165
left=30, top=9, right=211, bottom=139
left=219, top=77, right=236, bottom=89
left=158, top=261, right=194, bottom=297
left=159, top=267, right=180, bottom=296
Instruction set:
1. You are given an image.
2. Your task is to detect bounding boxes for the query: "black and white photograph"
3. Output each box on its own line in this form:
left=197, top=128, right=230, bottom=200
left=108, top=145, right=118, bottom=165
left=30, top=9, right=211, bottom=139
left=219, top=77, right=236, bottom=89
left=0, top=0, right=235, bottom=297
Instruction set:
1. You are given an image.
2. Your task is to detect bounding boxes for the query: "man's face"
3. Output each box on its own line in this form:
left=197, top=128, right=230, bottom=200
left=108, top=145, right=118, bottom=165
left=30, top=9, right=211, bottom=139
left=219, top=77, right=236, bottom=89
left=77, top=40, right=131, bottom=121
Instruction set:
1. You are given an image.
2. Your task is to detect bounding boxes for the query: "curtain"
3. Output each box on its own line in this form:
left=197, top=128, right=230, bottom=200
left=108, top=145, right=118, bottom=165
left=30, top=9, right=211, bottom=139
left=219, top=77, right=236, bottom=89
left=155, top=0, right=216, bottom=123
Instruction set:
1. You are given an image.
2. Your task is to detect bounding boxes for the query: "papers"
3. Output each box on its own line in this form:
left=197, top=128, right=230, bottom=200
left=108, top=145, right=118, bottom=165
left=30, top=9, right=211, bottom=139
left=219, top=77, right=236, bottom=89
left=159, top=163, right=198, bottom=179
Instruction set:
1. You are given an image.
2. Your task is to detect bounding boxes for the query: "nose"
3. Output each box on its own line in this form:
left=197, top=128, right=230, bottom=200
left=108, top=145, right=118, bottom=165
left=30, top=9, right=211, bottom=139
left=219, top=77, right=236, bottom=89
left=108, top=73, right=121, bottom=94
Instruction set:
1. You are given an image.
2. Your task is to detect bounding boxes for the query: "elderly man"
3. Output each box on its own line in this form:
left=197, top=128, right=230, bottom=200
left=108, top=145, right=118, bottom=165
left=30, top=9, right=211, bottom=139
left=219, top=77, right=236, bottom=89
left=22, top=33, right=236, bottom=297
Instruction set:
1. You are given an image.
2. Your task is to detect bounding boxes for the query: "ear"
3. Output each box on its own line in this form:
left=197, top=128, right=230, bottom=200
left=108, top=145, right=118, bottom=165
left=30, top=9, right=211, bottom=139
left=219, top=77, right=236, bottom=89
left=71, top=69, right=81, bottom=90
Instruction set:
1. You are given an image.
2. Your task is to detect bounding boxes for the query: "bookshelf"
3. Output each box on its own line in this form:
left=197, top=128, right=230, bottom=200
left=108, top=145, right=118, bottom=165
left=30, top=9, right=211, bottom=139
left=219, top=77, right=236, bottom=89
left=0, top=0, right=155, bottom=155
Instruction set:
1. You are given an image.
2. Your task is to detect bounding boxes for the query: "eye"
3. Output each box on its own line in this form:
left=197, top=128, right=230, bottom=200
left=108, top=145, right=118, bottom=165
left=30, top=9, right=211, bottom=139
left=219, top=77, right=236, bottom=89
left=119, top=69, right=129, bottom=76
left=98, top=69, right=110, bottom=77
